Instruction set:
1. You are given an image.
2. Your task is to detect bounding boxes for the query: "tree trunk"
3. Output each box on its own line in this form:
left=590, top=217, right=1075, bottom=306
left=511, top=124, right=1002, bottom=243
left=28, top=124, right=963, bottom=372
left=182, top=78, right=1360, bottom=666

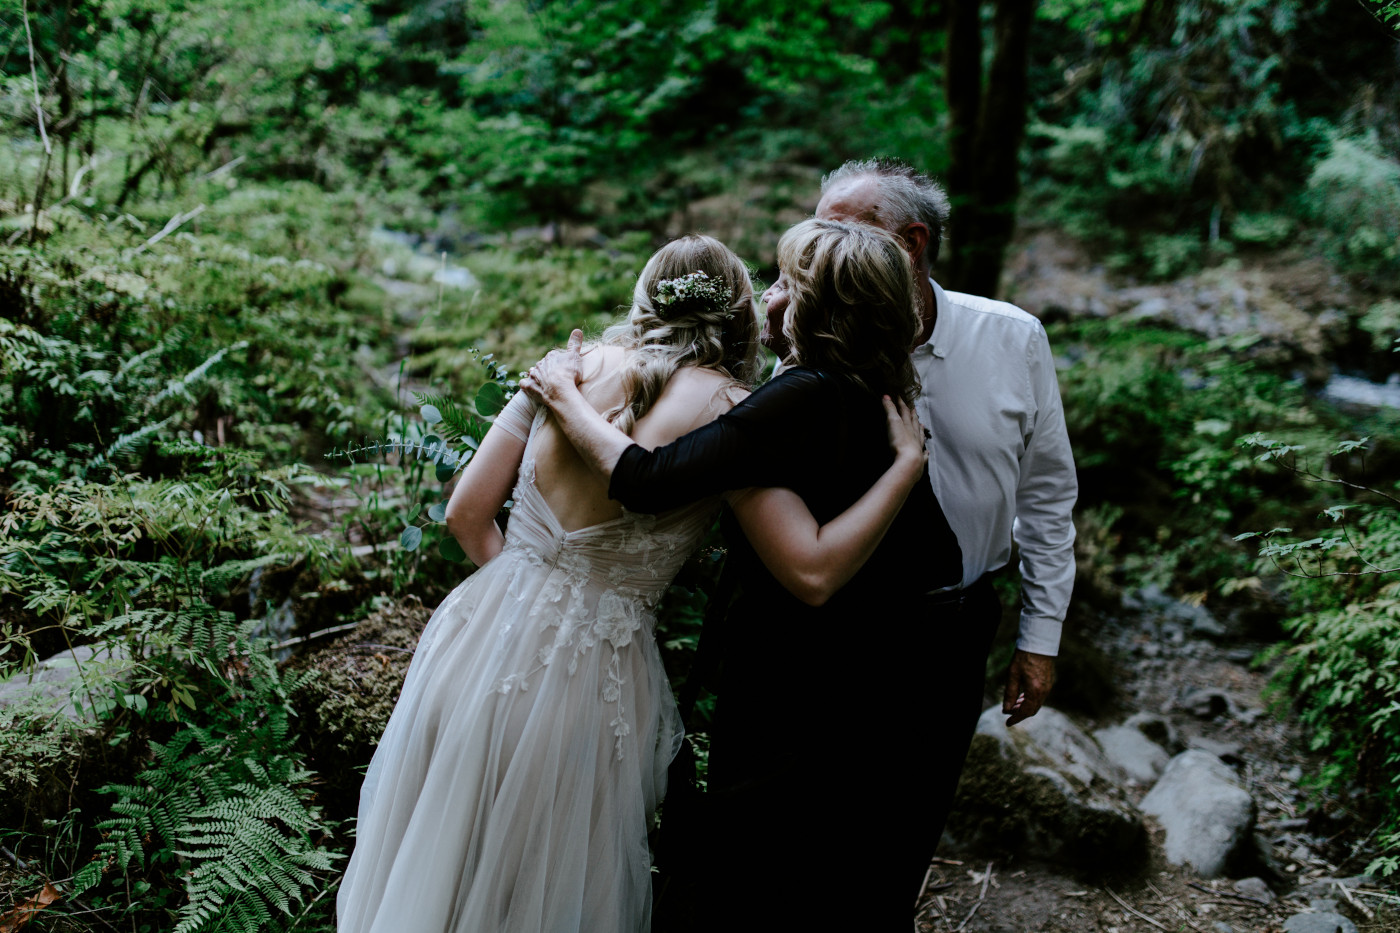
left=944, top=0, right=982, bottom=276
left=944, top=0, right=1036, bottom=297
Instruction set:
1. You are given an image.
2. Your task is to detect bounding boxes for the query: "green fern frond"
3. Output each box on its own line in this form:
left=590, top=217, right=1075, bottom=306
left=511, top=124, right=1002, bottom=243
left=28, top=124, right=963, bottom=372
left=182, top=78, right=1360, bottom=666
left=411, top=391, right=484, bottom=444
left=100, top=417, right=174, bottom=466
left=146, top=341, right=249, bottom=412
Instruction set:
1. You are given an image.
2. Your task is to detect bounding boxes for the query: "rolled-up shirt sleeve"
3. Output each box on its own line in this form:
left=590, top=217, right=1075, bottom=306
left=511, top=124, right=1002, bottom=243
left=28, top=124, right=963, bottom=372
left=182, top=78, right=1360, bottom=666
left=1012, top=323, right=1078, bottom=656
left=608, top=368, right=828, bottom=514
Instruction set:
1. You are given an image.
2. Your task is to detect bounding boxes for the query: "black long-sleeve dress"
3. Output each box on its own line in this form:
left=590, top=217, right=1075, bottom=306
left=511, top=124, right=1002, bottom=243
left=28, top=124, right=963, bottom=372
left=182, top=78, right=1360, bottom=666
left=609, top=366, right=962, bottom=928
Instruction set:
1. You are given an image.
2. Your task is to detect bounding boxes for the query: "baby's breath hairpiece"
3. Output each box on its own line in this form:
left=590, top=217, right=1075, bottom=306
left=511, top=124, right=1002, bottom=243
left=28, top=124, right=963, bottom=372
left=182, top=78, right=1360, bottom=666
left=653, top=271, right=734, bottom=320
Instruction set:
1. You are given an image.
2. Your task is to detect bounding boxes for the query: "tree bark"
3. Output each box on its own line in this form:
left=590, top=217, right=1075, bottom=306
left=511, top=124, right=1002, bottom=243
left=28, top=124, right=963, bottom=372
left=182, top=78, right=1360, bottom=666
left=944, top=0, right=1036, bottom=297
left=944, top=0, right=982, bottom=276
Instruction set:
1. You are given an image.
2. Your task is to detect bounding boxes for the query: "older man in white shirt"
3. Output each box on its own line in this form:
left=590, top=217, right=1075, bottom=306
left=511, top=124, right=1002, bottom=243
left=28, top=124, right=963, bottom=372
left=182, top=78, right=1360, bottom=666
left=804, top=158, right=1078, bottom=861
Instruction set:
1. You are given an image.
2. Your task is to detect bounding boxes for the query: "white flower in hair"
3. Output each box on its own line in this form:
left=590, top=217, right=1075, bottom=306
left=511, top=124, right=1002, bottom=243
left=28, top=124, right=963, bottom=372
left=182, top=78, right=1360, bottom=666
left=653, top=271, right=733, bottom=320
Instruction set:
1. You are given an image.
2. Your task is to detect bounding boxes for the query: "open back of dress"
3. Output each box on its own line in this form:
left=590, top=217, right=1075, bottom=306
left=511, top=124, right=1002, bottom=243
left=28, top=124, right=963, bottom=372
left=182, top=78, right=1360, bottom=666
left=337, top=391, right=718, bottom=933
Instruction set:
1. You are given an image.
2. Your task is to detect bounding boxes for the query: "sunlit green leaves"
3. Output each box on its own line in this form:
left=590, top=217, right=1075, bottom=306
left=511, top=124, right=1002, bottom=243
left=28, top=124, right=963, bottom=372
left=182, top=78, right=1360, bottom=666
left=474, top=381, right=507, bottom=417
left=438, top=536, right=466, bottom=563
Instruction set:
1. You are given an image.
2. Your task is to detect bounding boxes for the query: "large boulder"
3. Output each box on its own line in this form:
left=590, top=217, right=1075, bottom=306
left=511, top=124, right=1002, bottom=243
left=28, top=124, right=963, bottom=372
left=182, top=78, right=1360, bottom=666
left=0, top=643, right=136, bottom=722
left=946, top=706, right=1147, bottom=871
left=1094, top=725, right=1170, bottom=785
left=1139, top=750, right=1257, bottom=878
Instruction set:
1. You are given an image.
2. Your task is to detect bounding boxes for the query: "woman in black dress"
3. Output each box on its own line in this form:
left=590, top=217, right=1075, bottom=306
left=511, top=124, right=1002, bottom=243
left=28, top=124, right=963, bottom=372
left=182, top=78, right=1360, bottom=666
left=523, top=219, right=963, bottom=928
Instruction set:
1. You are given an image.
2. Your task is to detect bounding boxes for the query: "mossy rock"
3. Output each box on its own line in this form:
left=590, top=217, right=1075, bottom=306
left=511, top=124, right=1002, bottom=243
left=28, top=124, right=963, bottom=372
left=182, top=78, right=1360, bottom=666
left=289, top=597, right=433, bottom=823
left=946, top=728, right=1148, bottom=876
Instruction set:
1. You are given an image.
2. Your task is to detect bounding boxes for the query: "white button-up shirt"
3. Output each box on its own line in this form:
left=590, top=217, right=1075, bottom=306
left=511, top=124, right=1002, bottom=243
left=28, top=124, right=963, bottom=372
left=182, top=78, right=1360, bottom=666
left=915, top=281, right=1078, bottom=656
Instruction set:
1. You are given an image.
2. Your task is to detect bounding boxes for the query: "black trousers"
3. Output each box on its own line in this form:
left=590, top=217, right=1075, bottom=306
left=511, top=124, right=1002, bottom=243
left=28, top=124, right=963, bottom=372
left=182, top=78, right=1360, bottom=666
left=654, top=576, right=1003, bottom=930
left=907, top=574, right=1003, bottom=900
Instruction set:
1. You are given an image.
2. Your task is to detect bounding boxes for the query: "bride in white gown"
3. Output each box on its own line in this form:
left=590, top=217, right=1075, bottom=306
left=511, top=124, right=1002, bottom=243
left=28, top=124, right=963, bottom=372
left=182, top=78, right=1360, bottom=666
left=335, top=235, right=929, bottom=933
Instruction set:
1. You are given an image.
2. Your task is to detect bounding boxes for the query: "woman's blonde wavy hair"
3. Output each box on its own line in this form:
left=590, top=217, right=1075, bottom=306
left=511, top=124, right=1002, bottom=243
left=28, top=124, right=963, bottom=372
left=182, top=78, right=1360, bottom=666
left=778, top=218, right=921, bottom=406
left=596, top=235, right=761, bottom=435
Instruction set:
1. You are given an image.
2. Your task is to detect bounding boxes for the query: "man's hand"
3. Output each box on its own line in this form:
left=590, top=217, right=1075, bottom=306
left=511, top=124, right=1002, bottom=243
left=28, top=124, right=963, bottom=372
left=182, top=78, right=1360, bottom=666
left=521, top=329, right=584, bottom=406
left=1003, top=650, right=1055, bottom=727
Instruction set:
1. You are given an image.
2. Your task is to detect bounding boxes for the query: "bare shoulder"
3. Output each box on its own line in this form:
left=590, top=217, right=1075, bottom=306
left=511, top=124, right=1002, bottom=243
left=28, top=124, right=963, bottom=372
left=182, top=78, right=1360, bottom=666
left=577, top=343, right=625, bottom=385
left=631, top=366, right=749, bottom=448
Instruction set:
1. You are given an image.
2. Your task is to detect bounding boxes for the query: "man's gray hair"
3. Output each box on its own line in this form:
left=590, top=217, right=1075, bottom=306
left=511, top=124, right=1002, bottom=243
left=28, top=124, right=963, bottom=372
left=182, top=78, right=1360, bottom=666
left=821, top=158, right=951, bottom=265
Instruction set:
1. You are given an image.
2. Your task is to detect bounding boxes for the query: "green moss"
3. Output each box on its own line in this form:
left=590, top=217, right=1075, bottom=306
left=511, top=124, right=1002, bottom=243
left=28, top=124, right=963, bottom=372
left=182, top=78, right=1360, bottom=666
left=290, top=598, right=434, bottom=822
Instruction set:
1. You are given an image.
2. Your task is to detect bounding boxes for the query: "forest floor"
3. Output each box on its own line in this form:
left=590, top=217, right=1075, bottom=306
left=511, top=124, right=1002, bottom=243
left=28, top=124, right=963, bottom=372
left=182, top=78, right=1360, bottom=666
left=920, top=603, right=1400, bottom=933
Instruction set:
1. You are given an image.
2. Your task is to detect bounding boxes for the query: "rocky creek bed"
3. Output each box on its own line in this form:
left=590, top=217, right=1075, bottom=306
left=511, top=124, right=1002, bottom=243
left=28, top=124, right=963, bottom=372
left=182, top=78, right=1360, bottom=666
left=923, top=583, right=1399, bottom=933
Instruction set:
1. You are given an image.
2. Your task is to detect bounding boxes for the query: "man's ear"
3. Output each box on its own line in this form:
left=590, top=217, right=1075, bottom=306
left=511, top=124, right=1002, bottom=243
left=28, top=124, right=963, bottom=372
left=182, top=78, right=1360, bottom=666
left=901, top=223, right=930, bottom=268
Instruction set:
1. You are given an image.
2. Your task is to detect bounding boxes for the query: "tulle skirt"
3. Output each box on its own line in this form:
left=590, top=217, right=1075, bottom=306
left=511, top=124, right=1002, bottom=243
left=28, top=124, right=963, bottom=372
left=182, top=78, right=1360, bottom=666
left=336, top=545, right=684, bottom=933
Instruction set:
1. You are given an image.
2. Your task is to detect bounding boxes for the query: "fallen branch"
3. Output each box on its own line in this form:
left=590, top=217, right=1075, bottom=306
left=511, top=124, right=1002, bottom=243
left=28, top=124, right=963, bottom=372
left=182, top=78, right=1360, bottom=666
left=271, top=620, right=360, bottom=652
left=954, top=862, right=993, bottom=932
left=1336, top=882, right=1375, bottom=921
left=198, top=155, right=246, bottom=181
left=1106, top=887, right=1169, bottom=931
left=915, top=864, right=934, bottom=909
left=127, top=203, right=206, bottom=257
left=1186, top=881, right=1271, bottom=906
left=1352, top=889, right=1400, bottom=904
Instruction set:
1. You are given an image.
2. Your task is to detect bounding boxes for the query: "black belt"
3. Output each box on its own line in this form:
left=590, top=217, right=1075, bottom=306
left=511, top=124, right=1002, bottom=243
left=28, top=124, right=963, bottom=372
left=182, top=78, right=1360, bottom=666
left=924, top=572, right=995, bottom=608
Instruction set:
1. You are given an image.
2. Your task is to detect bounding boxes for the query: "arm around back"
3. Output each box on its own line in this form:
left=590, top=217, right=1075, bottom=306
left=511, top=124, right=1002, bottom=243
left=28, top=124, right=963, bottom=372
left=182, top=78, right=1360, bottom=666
left=608, top=367, right=830, bottom=513
left=729, top=397, right=929, bottom=607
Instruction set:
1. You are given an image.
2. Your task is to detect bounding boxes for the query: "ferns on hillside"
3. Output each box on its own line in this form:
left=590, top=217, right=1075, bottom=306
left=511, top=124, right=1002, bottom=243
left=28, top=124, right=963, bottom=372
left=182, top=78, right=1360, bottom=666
left=80, top=640, right=338, bottom=933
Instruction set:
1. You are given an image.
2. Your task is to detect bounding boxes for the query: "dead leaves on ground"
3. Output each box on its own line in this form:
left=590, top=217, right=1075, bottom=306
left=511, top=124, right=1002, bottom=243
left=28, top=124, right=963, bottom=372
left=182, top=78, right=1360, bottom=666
left=0, top=883, right=61, bottom=932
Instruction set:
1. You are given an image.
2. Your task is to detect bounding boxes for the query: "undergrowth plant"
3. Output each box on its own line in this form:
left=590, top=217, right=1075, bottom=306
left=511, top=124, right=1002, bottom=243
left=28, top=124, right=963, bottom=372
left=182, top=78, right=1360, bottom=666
left=1238, top=436, right=1400, bottom=877
left=75, top=624, right=339, bottom=933
left=325, top=349, right=516, bottom=591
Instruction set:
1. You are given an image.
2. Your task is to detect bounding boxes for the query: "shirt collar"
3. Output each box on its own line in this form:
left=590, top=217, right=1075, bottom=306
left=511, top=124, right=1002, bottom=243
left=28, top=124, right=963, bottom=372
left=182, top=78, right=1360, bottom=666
left=914, top=278, right=949, bottom=359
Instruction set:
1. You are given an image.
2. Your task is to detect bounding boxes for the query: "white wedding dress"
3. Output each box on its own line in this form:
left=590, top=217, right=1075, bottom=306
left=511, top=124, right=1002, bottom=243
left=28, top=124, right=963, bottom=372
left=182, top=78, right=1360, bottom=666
left=337, top=394, right=713, bottom=933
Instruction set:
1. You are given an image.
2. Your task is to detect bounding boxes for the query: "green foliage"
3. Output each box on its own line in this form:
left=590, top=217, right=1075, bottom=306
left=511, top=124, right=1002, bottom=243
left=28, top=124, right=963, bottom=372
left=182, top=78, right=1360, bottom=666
left=1305, top=135, right=1400, bottom=277
left=85, top=636, right=338, bottom=932
left=1028, top=0, right=1398, bottom=277
left=1237, top=438, right=1400, bottom=875
left=1360, top=0, right=1400, bottom=30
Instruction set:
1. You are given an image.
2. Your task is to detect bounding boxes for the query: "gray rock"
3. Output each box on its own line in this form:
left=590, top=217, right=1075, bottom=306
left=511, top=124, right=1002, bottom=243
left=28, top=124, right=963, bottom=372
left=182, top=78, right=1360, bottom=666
left=1234, top=707, right=1266, bottom=726
left=0, top=643, right=135, bottom=721
left=978, top=706, right=1120, bottom=787
left=1125, top=712, right=1180, bottom=751
left=1129, top=296, right=1174, bottom=321
left=1188, top=607, right=1229, bottom=637
left=1297, top=875, right=1374, bottom=901
left=1122, top=585, right=1228, bottom=636
left=1123, top=583, right=1175, bottom=612
left=1309, top=899, right=1340, bottom=912
left=1282, top=912, right=1358, bottom=933
left=1179, top=688, right=1234, bottom=720
left=1233, top=877, right=1275, bottom=904
left=1094, top=725, right=1170, bottom=784
left=1189, top=735, right=1245, bottom=765
left=1140, top=750, right=1257, bottom=877
left=947, top=706, right=1146, bottom=871
left=1213, top=924, right=1235, bottom=933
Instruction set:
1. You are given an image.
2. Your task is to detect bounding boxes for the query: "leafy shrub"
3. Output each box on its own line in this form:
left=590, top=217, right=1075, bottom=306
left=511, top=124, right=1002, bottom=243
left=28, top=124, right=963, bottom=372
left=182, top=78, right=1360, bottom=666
left=1238, top=437, right=1400, bottom=875
left=1305, top=135, right=1400, bottom=277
